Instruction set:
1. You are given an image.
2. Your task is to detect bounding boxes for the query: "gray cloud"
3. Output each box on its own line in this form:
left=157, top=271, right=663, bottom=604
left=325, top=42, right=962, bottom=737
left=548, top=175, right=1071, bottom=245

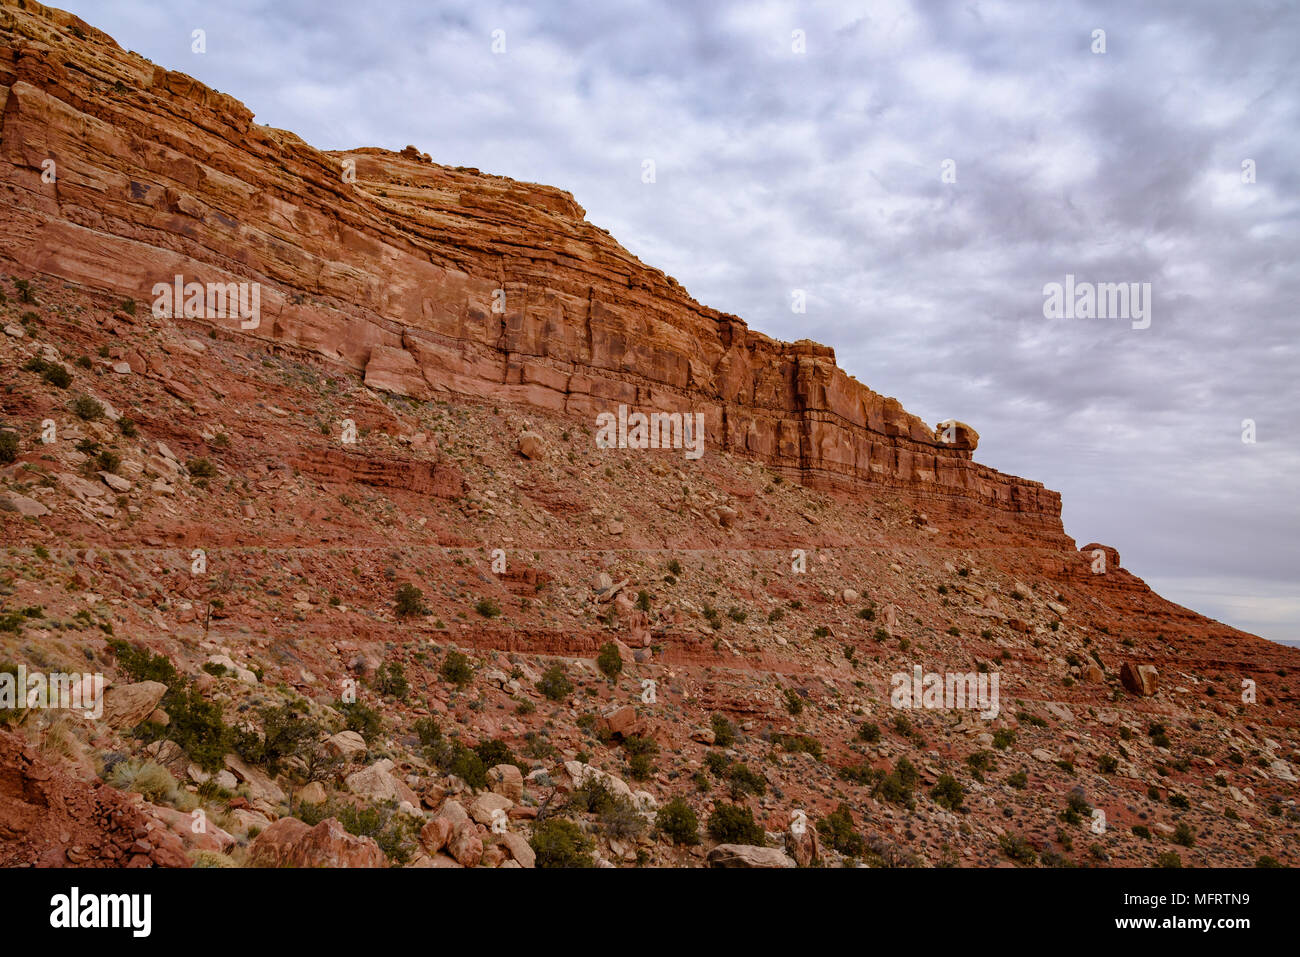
left=68, top=0, right=1300, bottom=641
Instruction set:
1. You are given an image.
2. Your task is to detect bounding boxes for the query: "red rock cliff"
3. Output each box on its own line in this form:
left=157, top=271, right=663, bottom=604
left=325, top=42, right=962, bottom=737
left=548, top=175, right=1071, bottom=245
left=0, top=0, right=1062, bottom=538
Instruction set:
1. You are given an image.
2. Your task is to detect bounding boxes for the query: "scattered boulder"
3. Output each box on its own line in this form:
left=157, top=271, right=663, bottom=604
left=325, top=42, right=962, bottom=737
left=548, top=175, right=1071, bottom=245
left=248, top=817, right=387, bottom=868
left=1120, top=662, right=1159, bottom=697
left=488, top=763, right=524, bottom=802
left=707, top=844, right=797, bottom=868
left=517, top=431, right=546, bottom=460
left=99, top=681, right=167, bottom=730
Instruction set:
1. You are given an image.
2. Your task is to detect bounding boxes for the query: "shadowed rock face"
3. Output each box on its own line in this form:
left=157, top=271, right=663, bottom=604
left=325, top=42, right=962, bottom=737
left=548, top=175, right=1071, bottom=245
left=0, top=1, right=1061, bottom=538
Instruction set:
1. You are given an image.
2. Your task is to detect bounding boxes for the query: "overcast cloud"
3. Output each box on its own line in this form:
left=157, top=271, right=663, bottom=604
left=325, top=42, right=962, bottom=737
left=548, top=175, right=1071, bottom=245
left=62, top=0, right=1300, bottom=642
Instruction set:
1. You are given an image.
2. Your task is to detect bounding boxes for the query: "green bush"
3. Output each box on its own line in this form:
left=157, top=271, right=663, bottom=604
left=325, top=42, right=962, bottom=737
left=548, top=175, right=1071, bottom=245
left=727, top=761, right=767, bottom=798
left=857, top=721, right=881, bottom=743
left=440, top=650, right=474, bottom=687
left=872, top=757, right=918, bottom=806
left=375, top=661, right=408, bottom=698
left=999, top=833, right=1037, bottom=865
left=394, top=583, right=426, bottom=618
left=596, top=642, right=623, bottom=680
left=536, top=663, right=573, bottom=701
left=816, top=802, right=865, bottom=857
left=1155, top=850, right=1182, bottom=868
left=0, top=431, right=19, bottom=464
left=706, top=803, right=765, bottom=845
left=530, top=818, right=594, bottom=868
left=71, top=394, right=103, bottom=420
left=232, top=703, right=321, bottom=775
left=1172, top=822, right=1196, bottom=847
left=474, top=597, right=502, bottom=618
left=710, top=713, right=736, bottom=747
left=186, top=457, right=216, bottom=478
left=930, top=774, right=965, bottom=811
left=336, top=699, right=383, bottom=741
left=784, top=689, right=804, bottom=715
left=656, top=797, right=700, bottom=845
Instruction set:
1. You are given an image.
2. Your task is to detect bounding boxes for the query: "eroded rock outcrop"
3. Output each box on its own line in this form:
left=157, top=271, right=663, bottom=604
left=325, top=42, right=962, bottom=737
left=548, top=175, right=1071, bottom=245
left=0, top=2, right=1060, bottom=538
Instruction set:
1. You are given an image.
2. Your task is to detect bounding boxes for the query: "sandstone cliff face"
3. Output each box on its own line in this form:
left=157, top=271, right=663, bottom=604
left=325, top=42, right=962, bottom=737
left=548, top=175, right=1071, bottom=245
left=0, top=1, right=1061, bottom=537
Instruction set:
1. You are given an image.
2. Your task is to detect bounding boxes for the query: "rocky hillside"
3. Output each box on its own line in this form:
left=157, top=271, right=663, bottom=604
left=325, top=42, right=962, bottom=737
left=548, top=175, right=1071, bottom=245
left=0, top=0, right=1296, bottom=869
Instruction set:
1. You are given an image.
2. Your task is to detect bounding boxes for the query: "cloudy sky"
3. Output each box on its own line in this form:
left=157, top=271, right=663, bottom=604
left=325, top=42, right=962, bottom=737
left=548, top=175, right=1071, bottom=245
left=66, top=0, right=1299, bottom=643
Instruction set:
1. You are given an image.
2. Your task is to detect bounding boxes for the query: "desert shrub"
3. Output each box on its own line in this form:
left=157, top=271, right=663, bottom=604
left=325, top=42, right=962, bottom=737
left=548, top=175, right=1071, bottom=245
left=1172, top=822, right=1196, bottom=847
left=1155, top=850, right=1182, bottom=868
left=232, top=703, right=322, bottom=776
left=530, top=818, right=594, bottom=868
left=106, top=759, right=177, bottom=803
left=772, top=733, right=823, bottom=761
left=930, top=774, right=965, bottom=811
left=474, top=597, right=501, bottom=618
left=817, top=803, right=865, bottom=857
left=473, top=737, right=524, bottom=773
left=710, top=713, right=736, bottom=747
left=784, top=689, right=804, bottom=715
left=727, top=761, right=767, bottom=798
left=857, top=721, right=881, bottom=743
left=622, top=734, right=658, bottom=781
left=704, top=751, right=731, bottom=777
left=1006, top=769, right=1029, bottom=789
left=394, top=583, right=426, bottom=618
left=656, top=797, right=700, bottom=845
left=186, top=457, right=216, bottom=478
left=599, top=795, right=647, bottom=842
left=706, top=803, right=765, bottom=845
left=0, top=431, right=18, bottom=464
left=536, top=663, right=573, bottom=701
left=999, top=833, right=1037, bottom=865
left=336, top=699, right=383, bottom=742
left=440, top=650, right=474, bottom=687
left=992, top=728, right=1016, bottom=750
left=872, top=757, right=918, bottom=806
left=596, top=642, right=623, bottom=680
left=374, top=661, right=408, bottom=698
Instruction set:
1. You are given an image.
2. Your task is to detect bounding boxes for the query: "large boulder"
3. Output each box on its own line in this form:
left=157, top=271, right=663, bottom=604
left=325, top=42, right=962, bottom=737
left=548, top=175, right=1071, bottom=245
left=517, top=431, right=546, bottom=460
left=1081, top=543, right=1121, bottom=572
left=1120, top=662, right=1159, bottom=697
left=222, top=752, right=286, bottom=805
left=487, top=763, right=524, bottom=802
left=562, top=761, right=634, bottom=800
left=707, top=844, right=797, bottom=868
left=345, top=759, right=420, bottom=807
left=933, top=419, right=979, bottom=451
left=325, top=730, right=367, bottom=760
left=468, top=791, right=513, bottom=827
left=100, top=681, right=167, bottom=730
left=597, top=704, right=645, bottom=740
left=447, top=820, right=483, bottom=867
left=248, top=817, right=387, bottom=868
